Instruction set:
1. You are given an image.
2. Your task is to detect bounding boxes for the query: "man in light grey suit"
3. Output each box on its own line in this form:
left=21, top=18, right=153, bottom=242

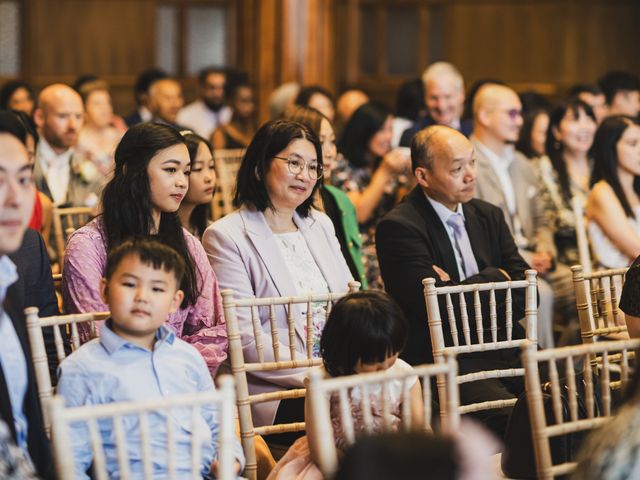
left=33, top=84, right=102, bottom=208
left=471, top=83, right=573, bottom=348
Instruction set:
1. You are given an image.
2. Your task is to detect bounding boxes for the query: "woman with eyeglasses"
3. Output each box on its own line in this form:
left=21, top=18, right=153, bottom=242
left=202, top=120, right=353, bottom=444
left=287, top=106, right=367, bottom=288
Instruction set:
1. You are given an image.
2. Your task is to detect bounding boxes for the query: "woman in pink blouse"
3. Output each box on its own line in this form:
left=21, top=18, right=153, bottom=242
left=62, top=123, right=227, bottom=374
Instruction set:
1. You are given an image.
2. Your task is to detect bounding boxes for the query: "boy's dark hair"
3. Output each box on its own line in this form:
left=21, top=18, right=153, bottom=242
left=105, top=237, right=185, bottom=287
left=320, top=291, right=408, bottom=377
left=568, top=83, right=603, bottom=98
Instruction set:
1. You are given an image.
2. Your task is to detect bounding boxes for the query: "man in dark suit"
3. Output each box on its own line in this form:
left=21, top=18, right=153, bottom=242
left=376, top=125, right=531, bottom=437
left=399, top=62, right=473, bottom=147
left=123, top=68, right=168, bottom=127
left=0, top=112, right=54, bottom=478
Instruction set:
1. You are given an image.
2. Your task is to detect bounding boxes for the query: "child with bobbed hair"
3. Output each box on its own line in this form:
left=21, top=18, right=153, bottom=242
left=267, top=290, right=422, bottom=479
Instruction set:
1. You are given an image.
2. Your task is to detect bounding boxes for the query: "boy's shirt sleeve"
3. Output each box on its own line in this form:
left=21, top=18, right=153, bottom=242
left=56, top=358, right=95, bottom=480
left=197, top=361, right=246, bottom=475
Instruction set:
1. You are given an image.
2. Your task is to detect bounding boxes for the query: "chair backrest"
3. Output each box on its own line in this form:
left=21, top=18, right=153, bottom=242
left=423, top=270, right=538, bottom=415
left=521, top=338, right=640, bottom=479
left=25, top=306, right=109, bottom=432
left=211, top=148, right=244, bottom=220
left=52, top=206, right=93, bottom=264
left=571, top=265, right=628, bottom=345
left=307, top=354, right=460, bottom=478
left=572, top=195, right=592, bottom=274
left=48, top=375, right=237, bottom=480
left=222, top=282, right=360, bottom=480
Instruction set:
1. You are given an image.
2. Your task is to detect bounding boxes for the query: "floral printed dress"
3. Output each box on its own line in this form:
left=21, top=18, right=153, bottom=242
left=266, top=360, right=417, bottom=480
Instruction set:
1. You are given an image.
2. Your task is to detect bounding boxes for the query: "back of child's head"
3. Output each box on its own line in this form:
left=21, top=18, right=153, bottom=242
left=105, top=237, right=185, bottom=287
left=335, top=431, right=459, bottom=480
left=320, top=291, right=408, bottom=377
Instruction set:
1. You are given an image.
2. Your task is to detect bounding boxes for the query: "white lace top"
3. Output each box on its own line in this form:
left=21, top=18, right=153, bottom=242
left=275, top=231, right=330, bottom=357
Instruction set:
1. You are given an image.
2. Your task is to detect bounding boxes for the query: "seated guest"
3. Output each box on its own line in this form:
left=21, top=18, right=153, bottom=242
left=177, top=67, right=231, bottom=139
left=472, top=83, right=569, bottom=349
left=516, top=108, right=549, bottom=160
left=177, top=131, right=216, bottom=239
left=586, top=116, right=640, bottom=269
left=267, top=291, right=421, bottom=479
left=0, top=80, right=35, bottom=116
left=124, top=68, right=168, bottom=127
left=287, top=106, right=367, bottom=287
left=76, top=79, right=124, bottom=177
left=537, top=100, right=596, bottom=266
left=399, top=62, right=472, bottom=147
left=148, top=78, right=185, bottom=128
left=63, top=122, right=228, bottom=374
left=598, top=71, right=640, bottom=118
left=569, top=84, right=608, bottom=125
left=211, top=82, right=256, bottom=150
left=4, top=110, right=63, bottom=376
left=33, top=84, right=102, bottom=208
left=295, top=85, right=336, bottom=123
left=202, top=120, right=352, bottom=433
left=376, top=125, right=530, bottom=438
left=0, top=112, right=53, bottom=478
left=334, top=88, right=368, bottom=135
left=619, top=255, right=640, bottom=338
left=57, top=238, right=244, bottom=478
left=333, top=101, right=411, bottom=288
left=268, top=82, right=300, bottom=120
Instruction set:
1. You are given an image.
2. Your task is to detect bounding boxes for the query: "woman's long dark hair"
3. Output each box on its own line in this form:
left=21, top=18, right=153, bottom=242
left=545, top=99, right=595, bottom=204
left=590, top=115, right=640, bottom=219
left=182, top=131, right=212, bottom=238
left=101, top=122, right=198, bottom=307
left=338, top=101, right=390, bottom=169
left=516, top=108, right=547, bottom=159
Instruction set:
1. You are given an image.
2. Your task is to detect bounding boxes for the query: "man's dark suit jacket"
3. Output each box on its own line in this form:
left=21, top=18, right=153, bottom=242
left=2, top=231, right=55, bottom=478
left=9, top=229, right=63, bottom=380
left=124, top=109, right=144, bottom=127
left=376, top=187, right=531, bottom=366
left=399, top=116, right=473, bottom=147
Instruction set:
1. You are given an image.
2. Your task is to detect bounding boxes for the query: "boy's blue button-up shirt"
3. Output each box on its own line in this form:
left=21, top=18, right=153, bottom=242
left=56, top=321, right=244, bottom=479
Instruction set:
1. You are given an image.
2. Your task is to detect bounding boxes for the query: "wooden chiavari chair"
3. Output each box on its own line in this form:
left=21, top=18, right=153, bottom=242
left=49, top=375, right=237, bottom=480
left=52, top=206, right=94, bottom=264
left=25, top=306, right=109, bottom=432
left=423, top=270, right=538, bottom=417
left=306, top=354, right=460, bottom=478
left=211, top=148, right=244, bottom=220
left=222, top=282, right=360, bottom=480
left=522, top=338, right=640, bottom=479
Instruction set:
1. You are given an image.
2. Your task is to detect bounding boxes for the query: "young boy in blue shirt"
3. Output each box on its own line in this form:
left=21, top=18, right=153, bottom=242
left=56, top=238, right=244, bottom=479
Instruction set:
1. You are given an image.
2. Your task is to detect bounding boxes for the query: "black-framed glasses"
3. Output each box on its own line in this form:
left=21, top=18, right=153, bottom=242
left=274, top=155, right=324, bottom=180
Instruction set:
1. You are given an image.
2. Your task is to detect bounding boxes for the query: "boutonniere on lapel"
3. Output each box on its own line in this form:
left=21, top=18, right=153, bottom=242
left=71, top=156, right=100, bottom=185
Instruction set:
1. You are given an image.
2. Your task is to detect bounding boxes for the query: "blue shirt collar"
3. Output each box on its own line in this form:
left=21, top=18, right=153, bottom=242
left=424, top=192, right=465, bottom=227
left=100, top=320, right=176, bottom=355
left=0, top=256, right=18, bottom=305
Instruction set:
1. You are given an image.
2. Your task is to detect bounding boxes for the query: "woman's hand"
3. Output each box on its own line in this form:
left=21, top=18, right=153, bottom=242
left=381, top=149, right=411, bottom=175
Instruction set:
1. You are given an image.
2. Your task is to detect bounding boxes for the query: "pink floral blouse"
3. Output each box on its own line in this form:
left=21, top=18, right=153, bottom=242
left=62, top=217, right=228, bottom=374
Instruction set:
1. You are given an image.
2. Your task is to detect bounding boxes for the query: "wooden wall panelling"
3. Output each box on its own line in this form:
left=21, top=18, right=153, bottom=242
left=22, top=0, right=156, bottom=114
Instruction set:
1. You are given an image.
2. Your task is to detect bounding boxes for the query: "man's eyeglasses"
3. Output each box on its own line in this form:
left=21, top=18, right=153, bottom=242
left=501, top=108, right=523, bottom=120
left=274, top=155, right=324, bottom=180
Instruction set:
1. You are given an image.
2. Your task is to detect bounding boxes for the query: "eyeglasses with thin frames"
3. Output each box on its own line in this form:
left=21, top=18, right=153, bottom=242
left=274, top=155, right=324, bottom=180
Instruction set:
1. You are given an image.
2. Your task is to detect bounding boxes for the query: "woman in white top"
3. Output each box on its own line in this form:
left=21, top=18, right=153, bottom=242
left=202, top=120, right=353, bottom=433
left=587, top=115, right=640, bottom=268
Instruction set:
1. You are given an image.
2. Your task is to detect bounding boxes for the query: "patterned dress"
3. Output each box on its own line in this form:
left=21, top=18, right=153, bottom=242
left=331, top=155, right=406, bottom=289
left=533, top=155, right=589, bottom=266
left=266, top=359, right=416, bottom=480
